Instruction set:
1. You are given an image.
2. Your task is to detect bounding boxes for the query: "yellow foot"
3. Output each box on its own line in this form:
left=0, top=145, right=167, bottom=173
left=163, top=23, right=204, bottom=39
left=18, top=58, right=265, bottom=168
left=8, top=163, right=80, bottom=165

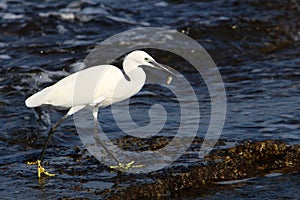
left=109, top=161, right=145, bottom=171
left=27, top=160, right=55, bottom=178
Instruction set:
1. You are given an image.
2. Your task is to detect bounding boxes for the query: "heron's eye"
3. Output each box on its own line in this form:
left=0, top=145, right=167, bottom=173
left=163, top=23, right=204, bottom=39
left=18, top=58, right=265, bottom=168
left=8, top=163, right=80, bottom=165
left=144, top=57, right=149, bottom=62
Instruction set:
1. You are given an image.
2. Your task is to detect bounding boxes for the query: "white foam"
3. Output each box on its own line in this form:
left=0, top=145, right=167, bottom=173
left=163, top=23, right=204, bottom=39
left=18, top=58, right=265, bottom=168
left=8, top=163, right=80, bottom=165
left=0, top=1, right=7, bottom=10
left=154, top=2, right=168, bottom=7
left=0, top=54, right=11, bottom=59
left=80, top=7, right=108, bottom=15
left=69, top=62, right=86, bottom=73
left=39, top=12, right=75, bottom=20
left=3, top=13, right=24, bottom=20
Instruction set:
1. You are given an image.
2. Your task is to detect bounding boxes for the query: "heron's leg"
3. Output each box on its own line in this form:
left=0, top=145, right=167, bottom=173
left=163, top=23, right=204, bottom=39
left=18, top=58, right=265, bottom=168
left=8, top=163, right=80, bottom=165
left=40, top=113, right=69, bottom=161
left=28, top=113, right=69, bottom=178
left=92, top=108, right=120, bottom=164
left=92, top=108, right=144, bottom=170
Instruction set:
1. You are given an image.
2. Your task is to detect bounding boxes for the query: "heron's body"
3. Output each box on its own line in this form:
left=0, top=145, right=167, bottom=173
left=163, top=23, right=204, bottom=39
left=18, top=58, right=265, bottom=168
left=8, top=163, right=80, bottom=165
left=25, top=50, right=175, bottom=177
left=26, top=63, right=146, bottom=115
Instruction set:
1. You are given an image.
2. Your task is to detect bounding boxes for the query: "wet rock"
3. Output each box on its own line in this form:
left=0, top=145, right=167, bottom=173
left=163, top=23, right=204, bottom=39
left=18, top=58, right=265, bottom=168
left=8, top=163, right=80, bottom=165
left=104, top=139, right=300, bottom=199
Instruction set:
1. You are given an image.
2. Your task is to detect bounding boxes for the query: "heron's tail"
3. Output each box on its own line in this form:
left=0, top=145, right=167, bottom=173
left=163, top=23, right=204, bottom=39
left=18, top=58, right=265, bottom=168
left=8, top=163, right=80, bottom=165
left=25, top=87, right=51, bottom=107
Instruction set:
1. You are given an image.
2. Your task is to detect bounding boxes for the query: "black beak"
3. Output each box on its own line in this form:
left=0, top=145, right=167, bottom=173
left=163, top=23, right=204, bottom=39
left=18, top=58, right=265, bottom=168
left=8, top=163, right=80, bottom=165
left=139, top=61, right=178, bottom=85
left=149, top=61, right=176, bottom=77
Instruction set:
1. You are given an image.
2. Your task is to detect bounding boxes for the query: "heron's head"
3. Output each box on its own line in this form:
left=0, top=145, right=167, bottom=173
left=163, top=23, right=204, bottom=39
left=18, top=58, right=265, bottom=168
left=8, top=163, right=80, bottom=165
left=124, top=50, right=176, bottom=84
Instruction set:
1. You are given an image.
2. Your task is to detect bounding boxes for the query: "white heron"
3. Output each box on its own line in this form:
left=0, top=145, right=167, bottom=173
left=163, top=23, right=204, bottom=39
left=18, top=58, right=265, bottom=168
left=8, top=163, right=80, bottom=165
left=25, top=50, right=175, bottom=177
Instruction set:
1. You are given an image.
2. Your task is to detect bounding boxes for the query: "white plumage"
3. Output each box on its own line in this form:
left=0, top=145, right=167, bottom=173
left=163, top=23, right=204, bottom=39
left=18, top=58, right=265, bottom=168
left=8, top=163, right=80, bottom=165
left=26, top=50, right=174, bottom=115
left=25, top=50, right=175, bottom=176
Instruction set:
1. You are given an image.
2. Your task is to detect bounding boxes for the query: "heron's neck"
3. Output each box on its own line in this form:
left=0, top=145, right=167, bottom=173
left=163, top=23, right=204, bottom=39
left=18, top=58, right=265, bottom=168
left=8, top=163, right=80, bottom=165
left=124, top=67, right=146, bottom=89
left=123, top=58, right=146, bottom=84
left=115, top=66, right=146, bottom=99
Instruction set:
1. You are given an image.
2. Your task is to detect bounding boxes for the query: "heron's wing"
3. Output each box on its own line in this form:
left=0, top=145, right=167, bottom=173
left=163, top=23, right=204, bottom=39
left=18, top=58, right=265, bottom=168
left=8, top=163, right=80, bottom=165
left=25, top=86, right=52, bottom=107
left=25, top=65, right=121, bottom=108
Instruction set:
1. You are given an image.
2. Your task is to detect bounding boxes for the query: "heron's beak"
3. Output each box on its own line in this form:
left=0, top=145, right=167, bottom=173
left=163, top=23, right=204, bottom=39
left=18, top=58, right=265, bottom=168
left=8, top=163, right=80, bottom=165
left=149, top=61, right=177, bottom=85
left=150, top=61, right=176, bottom=77
left=139, top=60, right=178, bottom=85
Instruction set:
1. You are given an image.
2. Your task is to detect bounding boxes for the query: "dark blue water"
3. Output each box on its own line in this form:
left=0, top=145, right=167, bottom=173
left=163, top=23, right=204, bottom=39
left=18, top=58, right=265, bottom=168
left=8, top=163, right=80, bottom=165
left=0, top=0, right=299, bottom=199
